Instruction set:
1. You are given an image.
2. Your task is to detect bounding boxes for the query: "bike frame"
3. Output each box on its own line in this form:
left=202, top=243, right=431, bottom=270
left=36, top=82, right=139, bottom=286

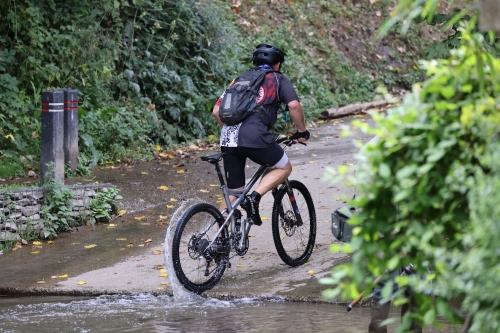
left=204, top=136, right=304, bottom=252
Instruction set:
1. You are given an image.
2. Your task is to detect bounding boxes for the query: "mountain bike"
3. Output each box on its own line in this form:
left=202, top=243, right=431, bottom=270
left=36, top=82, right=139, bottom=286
left=171, top=135, right=317, bottom=294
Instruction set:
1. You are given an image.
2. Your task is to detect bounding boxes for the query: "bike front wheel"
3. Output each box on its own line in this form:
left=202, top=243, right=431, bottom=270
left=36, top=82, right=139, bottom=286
left=272, top=180, right=316, bottom=267
left=171, top=203, right=229, bottom=294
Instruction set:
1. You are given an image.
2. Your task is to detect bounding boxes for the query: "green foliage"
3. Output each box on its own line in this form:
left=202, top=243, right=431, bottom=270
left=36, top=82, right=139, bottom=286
left=40, top=178, right=75, bottom=238
left=379, top=0, right=500, bottom=59
left=117, top=0, right=242, bottom=144
left=88, top=187, right=122, bottom=225
left=0, top=0, right=240, bottom=176
left=322, top=22, right=500, bottom=332
left=78, top=105, right=155, bottom=168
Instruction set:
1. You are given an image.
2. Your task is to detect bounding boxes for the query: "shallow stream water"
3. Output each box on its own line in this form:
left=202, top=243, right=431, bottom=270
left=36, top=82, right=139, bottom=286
left=0, top=294, right=460, bottom=333
left=0, top=220, right=459, bottom=333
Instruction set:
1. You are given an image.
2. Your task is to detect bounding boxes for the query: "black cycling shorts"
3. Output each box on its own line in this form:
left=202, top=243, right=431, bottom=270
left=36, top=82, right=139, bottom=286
left=221, top=144, right=288, bottom=189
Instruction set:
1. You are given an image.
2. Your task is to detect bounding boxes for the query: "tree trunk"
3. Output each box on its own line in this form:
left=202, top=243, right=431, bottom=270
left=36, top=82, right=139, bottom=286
left=321, top=100, right=390, bottom=119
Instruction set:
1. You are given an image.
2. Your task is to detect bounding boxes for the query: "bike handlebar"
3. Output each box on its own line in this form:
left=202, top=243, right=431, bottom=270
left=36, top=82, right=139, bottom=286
left=276, top=136, right=307, bottom=147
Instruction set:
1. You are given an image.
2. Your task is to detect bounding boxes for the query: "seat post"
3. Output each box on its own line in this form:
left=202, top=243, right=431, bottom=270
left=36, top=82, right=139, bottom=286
left=213, top=160, right=226, bottom=188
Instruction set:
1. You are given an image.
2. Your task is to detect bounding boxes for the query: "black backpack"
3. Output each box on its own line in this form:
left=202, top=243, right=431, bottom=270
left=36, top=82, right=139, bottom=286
left=219, top=67, right=279, bottom=126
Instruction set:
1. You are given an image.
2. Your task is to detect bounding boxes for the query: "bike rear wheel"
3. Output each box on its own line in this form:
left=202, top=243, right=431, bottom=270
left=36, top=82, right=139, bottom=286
left=272, top=180, right=316, bottom=267
left=171, top=203, right=229, bottom=294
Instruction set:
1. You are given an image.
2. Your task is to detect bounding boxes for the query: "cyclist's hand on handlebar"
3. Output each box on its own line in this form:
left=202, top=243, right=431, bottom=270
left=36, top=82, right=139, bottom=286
left=290, top=130, right=310, bottom=144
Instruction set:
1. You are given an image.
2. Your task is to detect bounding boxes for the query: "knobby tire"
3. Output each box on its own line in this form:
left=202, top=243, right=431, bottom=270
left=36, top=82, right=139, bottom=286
left=271, top=180, right=316, bottom=267
left=171, top=203, right=229, bottom=294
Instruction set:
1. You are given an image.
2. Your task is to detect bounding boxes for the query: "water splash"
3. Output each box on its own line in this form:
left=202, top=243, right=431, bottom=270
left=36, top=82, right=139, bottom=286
left=164, top=198, right=206, bottom=303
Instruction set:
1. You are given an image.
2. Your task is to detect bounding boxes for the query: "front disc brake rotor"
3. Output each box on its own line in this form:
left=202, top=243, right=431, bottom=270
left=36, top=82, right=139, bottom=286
left=282, top=211, right=296, bottom=236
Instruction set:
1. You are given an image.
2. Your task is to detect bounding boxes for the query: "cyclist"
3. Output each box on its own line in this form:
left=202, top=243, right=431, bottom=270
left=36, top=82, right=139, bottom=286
left=211, top=43, right=310, bottom=225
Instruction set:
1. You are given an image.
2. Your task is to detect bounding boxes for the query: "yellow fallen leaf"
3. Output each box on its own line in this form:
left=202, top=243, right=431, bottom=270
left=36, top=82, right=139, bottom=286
left=127, top=243, right=134, bottom=247
left=145, top=239, right=153, bottom=243
left=72, top=242, right=80, bottom=245
left=37, top=280, right=46, bottom=284
left=134, top=216, right=146, bottom=221
left=308, top=161, right=314, bottom=164
left=94, top=181, right=100, bottom=184
left=31, top=251, right=39, bottom=254
left=118, top=210, right=126, bottom=216
left=161, top=281, right=169, bottom=285
left=166, top=205, right=174, bottom=209
left=199, top=189, right=209, bottom=193
left=155, top=145, right=161, bottom=151
left=261, top=217, right=269, bottom=221
left=177, top=170, right=185, bottom=174
left=236, top=264, right=244, bottom=268
left=170, top=198, right=178, bottom=202
left=160, top=269, right=167, bottom=273
left=152, top=249, right=163, bottom=255
left=159, top=273, right=168, bottom=277
left=158, top=152, right=168, bottom=158
left=84, top=244, right=97, bottom=249
left=140, top=222, right=150, bottom=226
left=107, top=224, right=116, bottom=228
left=116, top=238, right=127, bottom=241
left=33, top=241, right=42, bottom=245
left=209, top=184, right=219, bottom=187
left=141, top=172, right=149, bottom=175
left=176, top=181, right=184, bottom=185
left=158, top=186, right=169, bottom=191
left=78, top=281, right=87, bottom=285
left=292, top=167, right=299, bottom=171
left=51, top=276, right=58, bottom=279
left=58, top=274, right=68, bottom=278
left=312, top=154, right=317, bottom=157
left=308, top=270, right=316, bottom=275
left=48, top=241, right=55, bottom=245
left=156, top=287, right=164, bottom=290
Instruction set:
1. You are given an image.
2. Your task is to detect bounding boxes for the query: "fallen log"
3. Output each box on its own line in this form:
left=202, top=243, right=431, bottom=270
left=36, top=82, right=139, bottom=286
left=321, top=100, right=390, bottom=119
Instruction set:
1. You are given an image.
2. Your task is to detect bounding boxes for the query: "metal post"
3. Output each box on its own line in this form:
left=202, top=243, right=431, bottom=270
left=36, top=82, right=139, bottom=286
left=63, top=89, right=79, bottom=172
left=41, top=90, right=65, bottom=185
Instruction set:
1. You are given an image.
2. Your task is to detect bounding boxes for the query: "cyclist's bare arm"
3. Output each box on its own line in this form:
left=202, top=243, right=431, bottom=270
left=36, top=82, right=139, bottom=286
left=287, top=100, right=308, bottom=143
left=212, top=104, right=224, bottom=127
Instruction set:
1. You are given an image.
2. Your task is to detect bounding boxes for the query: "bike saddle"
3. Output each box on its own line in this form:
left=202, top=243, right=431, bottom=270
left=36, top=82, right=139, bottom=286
left=200, top=153, right=226, bottom=164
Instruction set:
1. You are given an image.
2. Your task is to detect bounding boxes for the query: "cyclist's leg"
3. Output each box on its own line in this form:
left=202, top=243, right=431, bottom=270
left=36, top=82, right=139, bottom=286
left=245, top=144, right=291, bottom=196
left=220, top=147, right=247, bottom=212
left=240, top=144, right=291, bottom=225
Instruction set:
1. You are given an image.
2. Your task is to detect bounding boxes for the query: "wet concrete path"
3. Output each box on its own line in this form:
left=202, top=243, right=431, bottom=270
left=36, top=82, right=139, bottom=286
left=0, top=115, right=375, bottom=302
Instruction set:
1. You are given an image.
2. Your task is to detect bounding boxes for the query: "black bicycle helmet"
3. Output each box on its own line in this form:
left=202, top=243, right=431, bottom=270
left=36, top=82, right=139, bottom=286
left=252, top=43, right=286, bottom=66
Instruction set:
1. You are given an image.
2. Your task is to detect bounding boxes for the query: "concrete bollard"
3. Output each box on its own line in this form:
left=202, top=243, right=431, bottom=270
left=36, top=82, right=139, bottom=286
left=63, top=89, right=79, bottom=172
left=41, top=90, right=65, bottom=185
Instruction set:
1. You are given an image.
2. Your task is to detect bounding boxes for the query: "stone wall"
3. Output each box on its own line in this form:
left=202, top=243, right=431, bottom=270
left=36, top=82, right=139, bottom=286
left=0, top=184, right=114, bottom=242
